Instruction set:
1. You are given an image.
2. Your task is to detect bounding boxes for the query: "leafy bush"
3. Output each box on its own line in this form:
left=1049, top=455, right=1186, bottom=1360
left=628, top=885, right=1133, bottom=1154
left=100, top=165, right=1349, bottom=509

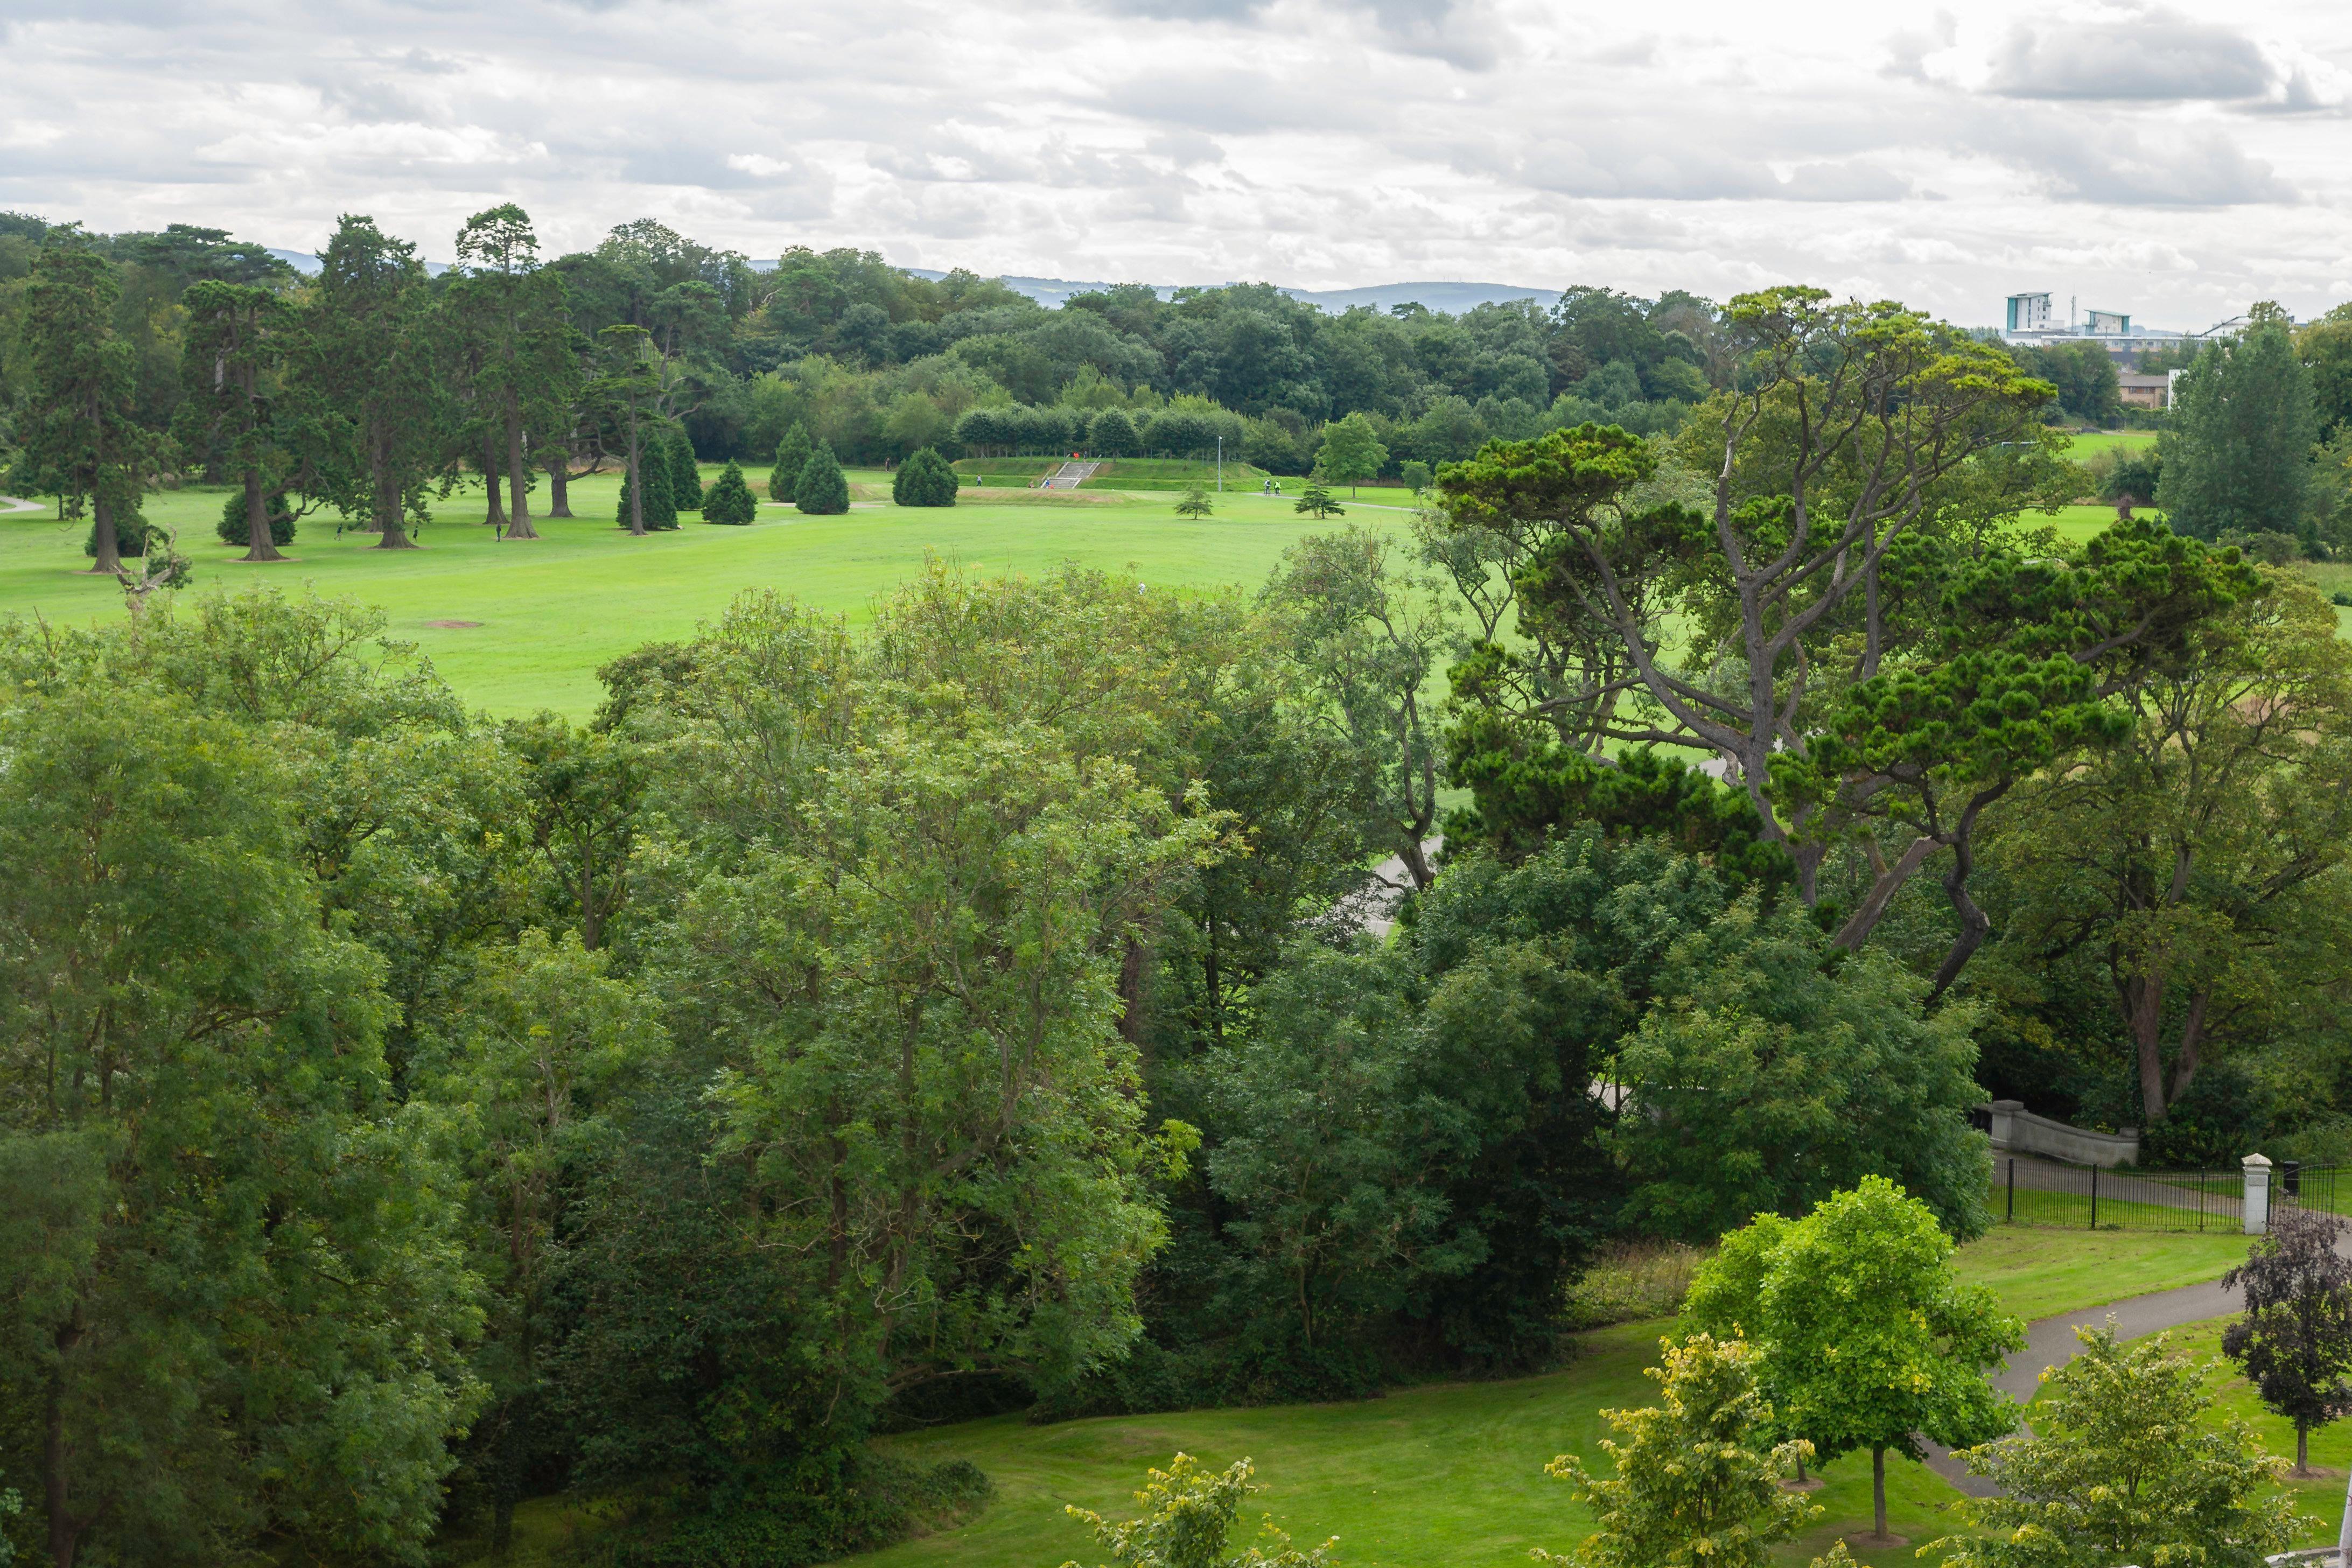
left=2140, top=1064, right=2271, bottom=1169
left=215, top=491, right=295, bottom=547
left=794, top=442, right=849, bottom=515
left=1562, top=1239, right=1710, bottom=1329
left=617, top=1452, right=991, bottom=1568
left=1065, top=1454, right=1332, bottom=1568
left=891, top=447, right=957, bottom=508
left=699, top=460, right=758, bottom=526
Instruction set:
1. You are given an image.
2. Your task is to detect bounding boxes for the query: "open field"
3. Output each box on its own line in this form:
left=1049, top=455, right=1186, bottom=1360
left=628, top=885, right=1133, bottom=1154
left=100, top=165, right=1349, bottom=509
left=0, top=467, right=1409, bottom=719
left=465, top=1228, right=2259, bottom=1568
left=2062, top=429, right=2161, bottom=460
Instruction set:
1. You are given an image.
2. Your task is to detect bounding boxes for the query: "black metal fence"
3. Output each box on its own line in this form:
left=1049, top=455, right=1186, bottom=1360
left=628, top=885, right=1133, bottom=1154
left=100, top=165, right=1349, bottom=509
left=1992, top=1156, right=2352, bottom=1232
left=1993, top=1155, right=2244, bottom=1231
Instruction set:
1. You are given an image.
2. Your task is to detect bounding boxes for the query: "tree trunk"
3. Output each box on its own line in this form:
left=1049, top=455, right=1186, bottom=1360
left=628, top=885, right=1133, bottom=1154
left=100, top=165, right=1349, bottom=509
left=1831, top=834, right=1939, bottom=951
left=47, top=1320, right=85, bottom=1568
left=625, top=422, right=646, bottom=537
left=241, top=467, right=285, bottom=563
left=2166, top=990, right=2211, bottom=1109
left=1872, top=1445, right=1888, bottom=1539
left=2299, top=1420, right=2312, bottom=1476
left=373, top=444, right=418, bottom=550
left=502, top=391, right=539, bottom=540
left=547, top=451, right=573, bottom=517
left=87, top=492, right=121, bottom=576
left=482, top=428, right=506, bottom=530
left=2126, top=972, right=2168, bottom=1124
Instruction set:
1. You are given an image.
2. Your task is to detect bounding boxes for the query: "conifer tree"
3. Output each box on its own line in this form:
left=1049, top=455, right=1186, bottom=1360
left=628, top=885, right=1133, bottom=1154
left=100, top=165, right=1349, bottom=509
left=891, top=446, right=958, bottom=507
left=770, top=422, right=812, bottom=503
left=795, top=441, right=849, bottom=515
left=667, top=430, right=702, bottom=512
left=701, top=460, right=757, bottom=525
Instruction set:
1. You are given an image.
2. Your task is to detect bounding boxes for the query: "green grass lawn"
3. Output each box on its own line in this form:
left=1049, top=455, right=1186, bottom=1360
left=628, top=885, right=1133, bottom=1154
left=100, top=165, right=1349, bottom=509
left=1952, top=1227, right=2246, bottom=1319
left=2062, top=430, right=2160, bottom=460
left=454, top=1221, right=2250, bottom=1568
left=0, top=467, right=1406, bottom=719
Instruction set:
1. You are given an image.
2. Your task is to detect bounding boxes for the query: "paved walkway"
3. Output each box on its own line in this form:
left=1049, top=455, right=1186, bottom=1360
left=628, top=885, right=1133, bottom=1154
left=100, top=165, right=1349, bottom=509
left=1922, top=1268, right=2252, bottom=1495
left=1349, top=836, right=1442, bottom=937
left=0, top=495, right=43, bottom=515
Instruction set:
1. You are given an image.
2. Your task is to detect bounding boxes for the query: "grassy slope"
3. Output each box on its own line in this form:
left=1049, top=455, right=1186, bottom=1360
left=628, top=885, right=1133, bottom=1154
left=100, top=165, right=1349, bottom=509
left=836, top=1229, right=2249, bottom=1568
left=2142, top=1318, right=2352, bottom=1546
left=0, top=467, right=1404, bottom=719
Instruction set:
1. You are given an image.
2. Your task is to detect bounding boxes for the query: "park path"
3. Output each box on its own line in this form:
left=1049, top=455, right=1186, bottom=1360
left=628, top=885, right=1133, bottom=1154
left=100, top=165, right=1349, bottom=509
left=1923, top=1232, right=2352, bottom=1497
left=1351, top=836, right=1441, bottom=937
left=0, top=495, right=42, bottom=514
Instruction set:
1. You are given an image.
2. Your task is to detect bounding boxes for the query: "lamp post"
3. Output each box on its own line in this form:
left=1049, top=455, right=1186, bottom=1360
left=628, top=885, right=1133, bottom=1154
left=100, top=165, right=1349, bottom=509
left=1215, top=435, right=1222, bottom=493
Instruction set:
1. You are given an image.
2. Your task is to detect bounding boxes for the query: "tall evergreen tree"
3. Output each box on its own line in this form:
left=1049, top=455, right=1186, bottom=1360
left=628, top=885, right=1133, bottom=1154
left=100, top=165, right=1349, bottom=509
left=890, top=446, right=958, bottom=507
left=307, top=215, right=444, bottom=549
left=448, top=205, right=575, bottom=542
left=18, top=244, right=167, bottom=575
left=769, top=422, right=811, bottom=502
left=794, top=440, right=849, bottom=515
left=590, top=326, right=660, bottom=537
left=2158, top=311, right=2318, bottom=543
left=664, top=429, right=701, bottom=512
left=173, top=281, right=311, bottom=563
left=700, top=459, right=757, bottom=524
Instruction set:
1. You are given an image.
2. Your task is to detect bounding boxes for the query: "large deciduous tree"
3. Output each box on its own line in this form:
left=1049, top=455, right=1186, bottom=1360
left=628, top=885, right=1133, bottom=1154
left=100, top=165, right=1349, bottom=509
left=0, top=692, right=483, bottom=1568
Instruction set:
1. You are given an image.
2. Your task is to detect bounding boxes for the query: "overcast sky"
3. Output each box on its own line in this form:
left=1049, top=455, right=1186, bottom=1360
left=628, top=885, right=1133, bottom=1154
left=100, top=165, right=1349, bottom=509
left=5, top=0, right=2350, bottom=328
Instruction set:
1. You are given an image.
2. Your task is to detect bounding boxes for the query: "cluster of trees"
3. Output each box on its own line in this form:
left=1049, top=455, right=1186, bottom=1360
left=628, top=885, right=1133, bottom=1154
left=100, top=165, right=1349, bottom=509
left=12, top=274, right=2352, bottom=1562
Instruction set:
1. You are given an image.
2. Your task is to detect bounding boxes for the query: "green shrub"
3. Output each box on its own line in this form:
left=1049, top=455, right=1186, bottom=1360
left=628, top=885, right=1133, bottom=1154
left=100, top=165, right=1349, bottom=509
left=1562, top=1238, right=1711, bottom=1329
left=795, top=442, right=849, bottom=516
left=215, top=491, right=295, bottom=547
left=700, top=460, right=758, bottom=526
left=2140, top=1063, right=2271, bottom=1168
left=769, top=422, right=811, bottom=502
left=891, top=447, right=957, bottom=508
left=617, top=1451, right=990, bottom=1568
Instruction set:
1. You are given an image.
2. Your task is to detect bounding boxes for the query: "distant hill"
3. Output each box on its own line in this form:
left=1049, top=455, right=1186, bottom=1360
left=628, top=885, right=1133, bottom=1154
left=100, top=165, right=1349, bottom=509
left=269, top=248, right=1550, bottom=313
left=269, top=247, right=449, bottom=277
left=901, top=268, right=1556, bottom=314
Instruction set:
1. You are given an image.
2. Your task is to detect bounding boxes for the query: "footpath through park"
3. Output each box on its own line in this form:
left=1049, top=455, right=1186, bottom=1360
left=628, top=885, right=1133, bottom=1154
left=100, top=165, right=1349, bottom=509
left=1924, top=1233, right=2352, bottom=1496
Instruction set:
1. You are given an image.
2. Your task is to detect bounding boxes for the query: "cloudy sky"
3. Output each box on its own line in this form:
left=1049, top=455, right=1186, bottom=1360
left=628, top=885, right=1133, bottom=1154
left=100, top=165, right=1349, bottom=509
left=5, top=0, right=2350, bottom=328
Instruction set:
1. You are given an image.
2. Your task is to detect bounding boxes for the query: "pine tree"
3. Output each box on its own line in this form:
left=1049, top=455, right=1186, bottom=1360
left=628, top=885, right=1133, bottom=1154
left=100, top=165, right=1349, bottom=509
left=795, top=441, right=850, bottom=515
left=891, top=446, right=958, bottom=507
left=1293, top=481, right=1344, bottom=519
left=770, top=422, right=812, bottom=502
left=1174, top=482, right=1214, bottom=519
left=617, top=452, right=678, bottom=530
left=701, top=459, right=758, bottom=525
left=667, top=430, right=702, bottom=512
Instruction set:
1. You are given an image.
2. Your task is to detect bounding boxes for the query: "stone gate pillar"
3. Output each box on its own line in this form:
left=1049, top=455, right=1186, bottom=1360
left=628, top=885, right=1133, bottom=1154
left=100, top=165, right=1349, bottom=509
left=2244, top=1153, right=2272, bottom=1236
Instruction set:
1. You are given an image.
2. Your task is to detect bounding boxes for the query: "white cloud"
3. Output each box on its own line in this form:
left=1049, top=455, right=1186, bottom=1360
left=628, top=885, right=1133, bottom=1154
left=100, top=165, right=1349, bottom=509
left=0, top=0, right=2347, bottom=324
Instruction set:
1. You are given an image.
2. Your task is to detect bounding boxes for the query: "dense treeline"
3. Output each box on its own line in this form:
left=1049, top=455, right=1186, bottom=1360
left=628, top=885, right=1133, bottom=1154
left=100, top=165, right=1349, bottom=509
left=11, top=264, right=2352, bottom=1566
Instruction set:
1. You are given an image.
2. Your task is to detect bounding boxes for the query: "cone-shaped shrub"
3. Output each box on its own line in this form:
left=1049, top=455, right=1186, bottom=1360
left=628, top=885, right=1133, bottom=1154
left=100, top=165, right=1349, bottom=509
left=617, top=451, right=680, bottom=531
left=702, top=459, right=758, bottom=525
left=795, top=442, right=850, bottom=515
left=769, top=423, right=811, bottom=502
left=891, top=446, right=959, bottom=507
left=666, top=430, right=702, bottom=510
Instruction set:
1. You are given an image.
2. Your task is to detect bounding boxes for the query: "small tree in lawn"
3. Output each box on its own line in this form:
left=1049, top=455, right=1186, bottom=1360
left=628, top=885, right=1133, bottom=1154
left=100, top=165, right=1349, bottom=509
left=2223, top=1206, right=2352, bottom=1476
left=1293, top=479, right=1344, bottom=520
left=769, top=422, right=811, bottom=502
left=1314, top=411, right=1387, bottom=496
left=1682, top=1177, right=2022, bottom=1543
left=1399, top=460, right=1432, bottom=495
left=892, top=446, right=958, bottom=507
left=1174, top=482, right=1214, bottom=519
left=699, top=460, right=758, bottom=526
left=1061, top=1453, right=1334, bottom=1568
left=1934, top=1324, right=2301, bottom=1568
left=795, top=441, right=850, bottom=515
left=1535, top=1333, right=1828, bottom=1568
